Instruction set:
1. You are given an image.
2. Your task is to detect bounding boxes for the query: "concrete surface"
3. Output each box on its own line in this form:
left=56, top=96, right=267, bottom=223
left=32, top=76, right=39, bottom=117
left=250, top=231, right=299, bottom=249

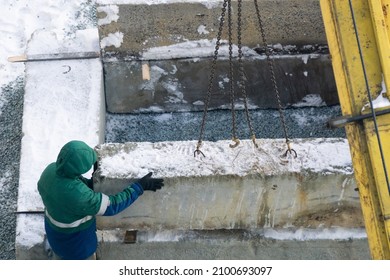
left=97, top=0, right=326, bottom=56
left=96, top=229, right=370, bottom=260
left=95, top=175, right=362, bottom=231
left=104, top=54, right=337, bottom=113
left=94, top=139, right=363, bottom=231
left=98, top=0, right=336, bottom=113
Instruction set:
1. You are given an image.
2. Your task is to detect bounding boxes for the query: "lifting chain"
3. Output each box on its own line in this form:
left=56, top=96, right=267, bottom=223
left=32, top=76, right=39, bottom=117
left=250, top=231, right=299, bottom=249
left=237, top=0, right=258, bottom=148
left=253, top=0, right=297, bottom=158
left=195, top=0, right=229, bottom=157
left=195, top=0, right=258, bottom=157
left=227, top=0, right=240, bottom=149
left=195, top=0, right=295, bottom=158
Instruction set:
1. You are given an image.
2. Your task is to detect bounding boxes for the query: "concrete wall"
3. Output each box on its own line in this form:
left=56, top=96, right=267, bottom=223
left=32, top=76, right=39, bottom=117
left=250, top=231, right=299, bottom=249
left=104, top=55, right=337, bottom=113
left=97, top=0, right=326, bottom=56
left=97, top=229, right=370, bottom=260
left=97, top=0, right=337, bottom=113
left=95, top=174, right=362, bottom=231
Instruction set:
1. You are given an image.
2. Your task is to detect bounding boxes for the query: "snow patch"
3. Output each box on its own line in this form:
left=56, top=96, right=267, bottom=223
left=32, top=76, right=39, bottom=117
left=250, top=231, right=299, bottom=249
left=362, top=76, right=390, bottom=111
left=197, top=25, right=210, bottom=35
left=302, top=54, right=309, bottom=64
left=142, top=39, right=257, bottom=60
left=97, top=5, right=119, bottom=26
left=263, top=227, right=367, bottom=241
left=100, top=31, right=124, bottom=48
left=292, top=94, right=326, bottom=108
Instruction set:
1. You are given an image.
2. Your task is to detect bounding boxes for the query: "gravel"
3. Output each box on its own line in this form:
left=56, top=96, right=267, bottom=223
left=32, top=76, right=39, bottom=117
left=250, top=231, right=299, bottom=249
left=106, top=106, right=346, bottom=143
left=0, top=77, right=24, bottom=260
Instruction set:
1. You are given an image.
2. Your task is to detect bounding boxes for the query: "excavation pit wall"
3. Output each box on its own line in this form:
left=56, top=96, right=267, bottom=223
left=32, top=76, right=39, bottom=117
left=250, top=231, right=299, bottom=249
left=92, top=139, right=370, bottom=259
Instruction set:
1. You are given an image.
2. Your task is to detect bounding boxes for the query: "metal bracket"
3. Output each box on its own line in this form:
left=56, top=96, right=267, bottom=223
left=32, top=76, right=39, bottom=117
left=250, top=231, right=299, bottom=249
left=328, top=107, right=390, bottom=128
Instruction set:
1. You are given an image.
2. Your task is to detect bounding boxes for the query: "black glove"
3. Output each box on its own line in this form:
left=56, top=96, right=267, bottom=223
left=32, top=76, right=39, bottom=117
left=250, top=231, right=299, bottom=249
left=138, top=172, right=164, bottom=192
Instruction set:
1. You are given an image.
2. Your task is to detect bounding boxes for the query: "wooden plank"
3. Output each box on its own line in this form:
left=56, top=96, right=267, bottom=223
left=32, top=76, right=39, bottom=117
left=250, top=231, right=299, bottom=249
left=8, top=51, right=100, bottom=63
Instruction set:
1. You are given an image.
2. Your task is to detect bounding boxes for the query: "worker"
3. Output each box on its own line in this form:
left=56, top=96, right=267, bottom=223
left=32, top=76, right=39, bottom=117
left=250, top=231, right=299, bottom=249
left=37, top=140, right=164, bottom=260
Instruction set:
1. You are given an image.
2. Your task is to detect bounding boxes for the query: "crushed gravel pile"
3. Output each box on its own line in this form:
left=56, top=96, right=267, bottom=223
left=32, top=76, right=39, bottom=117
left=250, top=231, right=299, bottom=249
left=0, top=77, right=24, bottom=260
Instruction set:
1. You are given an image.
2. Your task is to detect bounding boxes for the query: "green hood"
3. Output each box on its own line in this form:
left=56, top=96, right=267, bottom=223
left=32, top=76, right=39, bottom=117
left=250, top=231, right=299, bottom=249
left=56, top=140, right=97, bottom=178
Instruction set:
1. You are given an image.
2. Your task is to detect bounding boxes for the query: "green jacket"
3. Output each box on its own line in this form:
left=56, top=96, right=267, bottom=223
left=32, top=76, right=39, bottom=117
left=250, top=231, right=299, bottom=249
left=38, top=140, right=144, bottom=259
left=38, top=140, right=107, bottom=234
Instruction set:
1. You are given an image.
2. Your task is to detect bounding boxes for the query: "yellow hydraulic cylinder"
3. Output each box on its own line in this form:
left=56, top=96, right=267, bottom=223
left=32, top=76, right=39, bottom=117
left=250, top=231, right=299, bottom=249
left=320, top=0, right=390, bottom=259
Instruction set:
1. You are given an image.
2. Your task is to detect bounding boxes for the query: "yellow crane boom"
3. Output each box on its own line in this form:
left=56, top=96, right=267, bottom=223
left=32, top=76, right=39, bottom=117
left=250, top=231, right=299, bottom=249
left=320, top=0, right=390, bottom=259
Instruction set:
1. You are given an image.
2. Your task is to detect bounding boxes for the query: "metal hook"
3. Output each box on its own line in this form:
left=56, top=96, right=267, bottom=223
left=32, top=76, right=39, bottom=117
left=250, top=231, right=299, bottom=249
left=194, top=149, right=206, bottom=158
left=229, top=137, right=240, bottom=148
left=282, top=140, right=297, bottom=158
left=194, top=141, right=206, bottom=157
left=283, top=148, right=297, bottom=158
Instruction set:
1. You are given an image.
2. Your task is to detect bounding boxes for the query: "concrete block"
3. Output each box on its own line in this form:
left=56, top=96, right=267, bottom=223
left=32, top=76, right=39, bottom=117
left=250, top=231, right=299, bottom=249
left=91, top=138, right=370, bottom=259
left=104, top=54, right=337, bottom=113
left=98, top=0, right=335, bottom=113
left=97, top=0, right=326, bottom=56
left=94, top=138, right=363, bottom=231
left=96, top=229, right=370, bottom=259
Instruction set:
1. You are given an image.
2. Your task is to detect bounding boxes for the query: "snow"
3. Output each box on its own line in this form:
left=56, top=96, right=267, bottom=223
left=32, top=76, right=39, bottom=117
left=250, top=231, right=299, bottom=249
left=362, top=75, right=390, bottom=111
left=97, top=0, right=223, bottom=9
left=98, top=138, right=354, bottom=179
left=100, top=31, right=124, bottom=48
left=292, top=94, right=326, bottom=108
left=96, top=5, right=119, bottom=26
left=0, top=0, right=367, bottom=255
left=141, top=39, right=258, bottom=60
left=197, top=24, right=210, bottom=35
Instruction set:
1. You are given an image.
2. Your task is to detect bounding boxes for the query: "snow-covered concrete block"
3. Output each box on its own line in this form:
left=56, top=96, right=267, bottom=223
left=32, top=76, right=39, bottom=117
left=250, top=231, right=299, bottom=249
left=94, top=138, right=364, bottom=231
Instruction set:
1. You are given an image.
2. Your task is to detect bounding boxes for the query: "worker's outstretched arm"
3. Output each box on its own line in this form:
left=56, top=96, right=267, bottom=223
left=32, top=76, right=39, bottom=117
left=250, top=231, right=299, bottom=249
left=99, top=172, right=164, bottom=216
